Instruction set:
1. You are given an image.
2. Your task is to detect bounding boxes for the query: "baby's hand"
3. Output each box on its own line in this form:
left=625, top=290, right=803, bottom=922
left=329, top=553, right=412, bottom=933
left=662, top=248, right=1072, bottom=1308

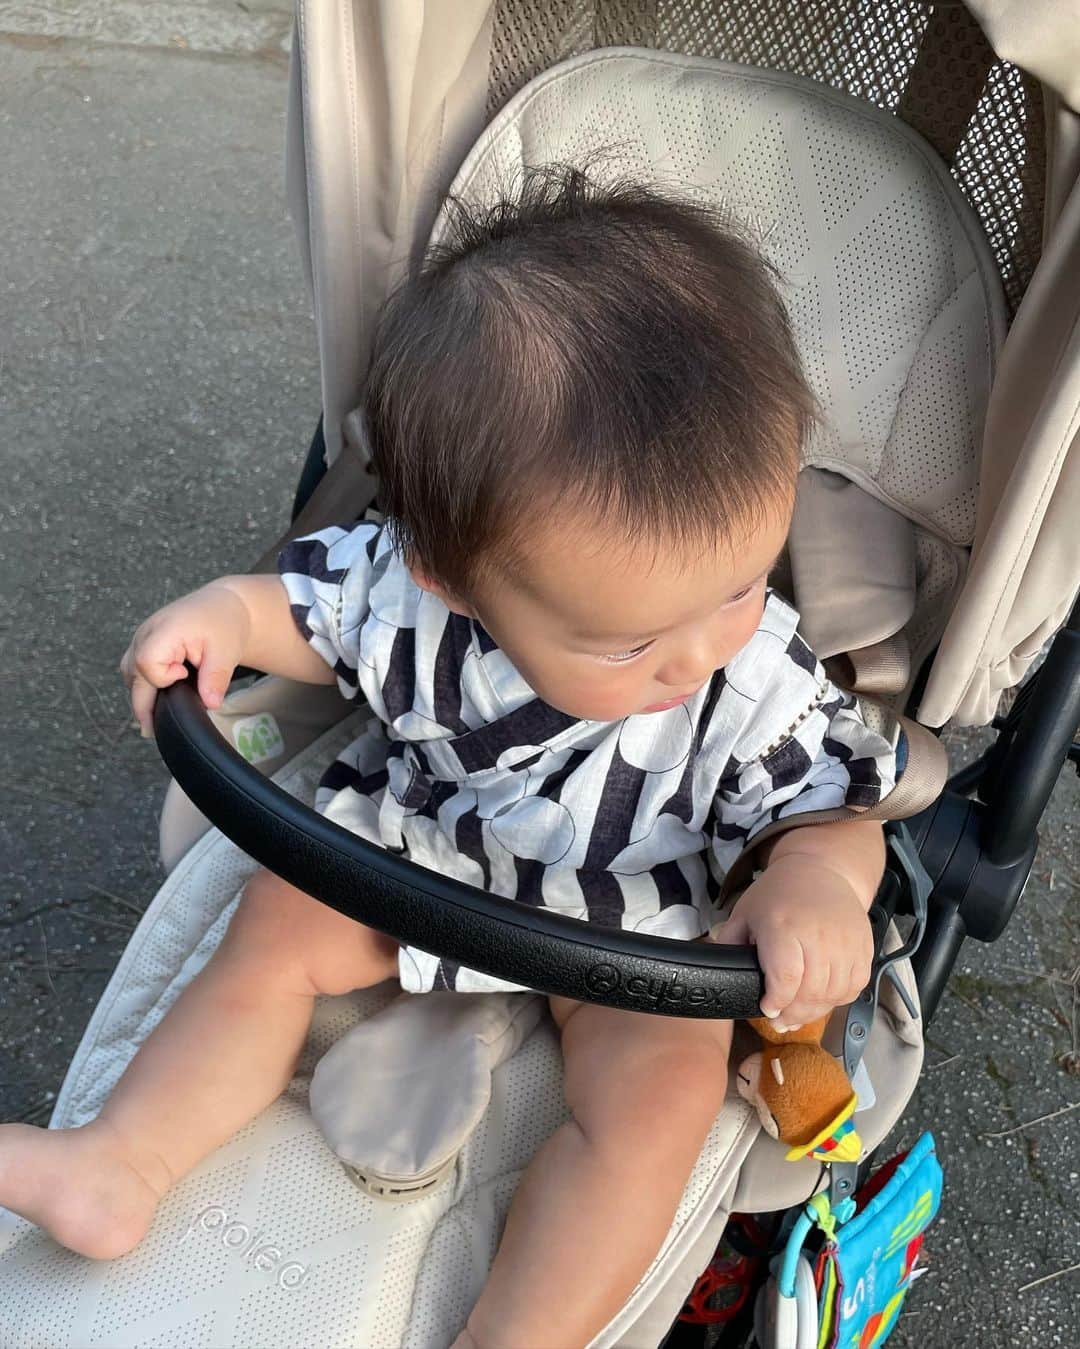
left=120, top=583, right=250, bottom=736
left=710, top=856, right=874, bottom=1030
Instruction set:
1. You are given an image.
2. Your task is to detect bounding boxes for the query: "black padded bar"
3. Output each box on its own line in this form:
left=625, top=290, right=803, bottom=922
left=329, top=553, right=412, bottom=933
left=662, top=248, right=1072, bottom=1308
left=154, top=674, right=765, bottom=1018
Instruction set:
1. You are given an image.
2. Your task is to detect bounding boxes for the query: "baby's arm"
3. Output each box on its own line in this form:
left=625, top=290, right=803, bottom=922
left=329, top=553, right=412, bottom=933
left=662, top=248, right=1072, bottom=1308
left=121, top=574, right=336, bottom=735
left=712, top=818, right=885, bottom=1030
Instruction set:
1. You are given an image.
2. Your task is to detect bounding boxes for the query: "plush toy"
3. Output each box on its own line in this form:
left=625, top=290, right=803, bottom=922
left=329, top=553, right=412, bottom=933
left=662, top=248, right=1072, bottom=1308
left=735, top=1015, right=862, bottom=1163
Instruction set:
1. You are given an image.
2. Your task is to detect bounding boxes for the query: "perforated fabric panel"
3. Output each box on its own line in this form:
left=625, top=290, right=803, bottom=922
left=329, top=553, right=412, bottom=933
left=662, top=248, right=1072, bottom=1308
left=488, top=0, right=1044, bottom=315
left=953, top=60, right=1045, bottom=316
left=488, top=1, right=928, bottom=117
left=441, top=49, right=1005, bottom=545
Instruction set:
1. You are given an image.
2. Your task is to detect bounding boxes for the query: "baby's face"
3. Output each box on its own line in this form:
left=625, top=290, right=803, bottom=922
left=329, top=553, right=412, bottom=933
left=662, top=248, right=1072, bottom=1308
left=418, top=503, right=793, bottom=721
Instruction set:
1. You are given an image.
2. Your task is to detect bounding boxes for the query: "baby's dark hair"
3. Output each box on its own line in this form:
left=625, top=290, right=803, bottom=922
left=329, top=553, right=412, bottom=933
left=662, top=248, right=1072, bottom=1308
left=366, top=165, right=815, bottom=590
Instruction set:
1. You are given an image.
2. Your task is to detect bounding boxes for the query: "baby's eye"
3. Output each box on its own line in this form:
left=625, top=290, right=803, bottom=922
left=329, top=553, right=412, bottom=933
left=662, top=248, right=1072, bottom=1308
left=725, top=577, right=763, bottom=605
left=600, top=641, right=654, bottom=665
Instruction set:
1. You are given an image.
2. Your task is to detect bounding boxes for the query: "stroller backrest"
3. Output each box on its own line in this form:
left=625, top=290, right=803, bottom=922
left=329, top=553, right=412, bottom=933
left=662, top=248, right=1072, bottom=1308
left=286, top=1, right=1042, bottom=476
left=437, top=50, right=1006, bottom=555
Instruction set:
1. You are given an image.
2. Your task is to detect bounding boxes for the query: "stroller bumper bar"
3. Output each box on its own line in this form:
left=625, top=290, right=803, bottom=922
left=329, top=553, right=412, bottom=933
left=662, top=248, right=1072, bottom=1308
left=153, top=671, right=767, bottom=1018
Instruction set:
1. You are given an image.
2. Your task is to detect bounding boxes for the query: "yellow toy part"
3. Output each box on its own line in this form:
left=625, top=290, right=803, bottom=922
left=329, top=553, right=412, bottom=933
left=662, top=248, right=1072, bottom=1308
left=784, top=1092, right=861, bottom=1163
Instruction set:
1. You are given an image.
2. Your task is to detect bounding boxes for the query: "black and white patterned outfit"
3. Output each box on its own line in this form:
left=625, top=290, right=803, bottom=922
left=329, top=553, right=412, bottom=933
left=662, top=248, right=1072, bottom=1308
left=278, top=521, right=901, bottom=994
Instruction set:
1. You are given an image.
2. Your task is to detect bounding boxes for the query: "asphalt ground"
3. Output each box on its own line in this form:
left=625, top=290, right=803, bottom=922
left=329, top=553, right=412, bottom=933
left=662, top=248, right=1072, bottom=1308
left=1, top=7, right=1077, bottom=1345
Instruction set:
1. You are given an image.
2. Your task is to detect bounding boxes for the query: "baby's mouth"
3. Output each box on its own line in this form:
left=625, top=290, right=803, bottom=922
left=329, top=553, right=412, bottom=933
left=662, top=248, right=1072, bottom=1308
left=640, top=686, right=703, bottom=714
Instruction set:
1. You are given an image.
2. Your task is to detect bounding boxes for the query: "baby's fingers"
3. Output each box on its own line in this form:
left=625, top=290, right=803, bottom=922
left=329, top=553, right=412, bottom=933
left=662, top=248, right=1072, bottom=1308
left=827, top=958, right=861, bottom=1007
left=835, top=956, right=873, bottom=1006
left=191, top=635, right=235, bottom=710
left=756, top=929, right=805, bottom=1022
left=125, top=624, right=189, bottom=690
left=784, top=960, right=869, bottom=1028
left=129, top=672, right=162, bottom=738
left=796, top=957, right=837, bottom=1019
left=122, top=635, right=187, bottom=736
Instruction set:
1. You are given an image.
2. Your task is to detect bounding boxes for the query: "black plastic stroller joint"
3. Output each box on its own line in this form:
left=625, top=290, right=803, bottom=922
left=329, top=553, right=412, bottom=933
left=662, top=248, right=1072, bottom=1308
left=908, top=595, right=1080, bottom=1025
left=908, top=787, right=1040, bottom=1026
left=153, top=669, right=768, bottom=1019
left=978, top=594, right=1080, bottom=867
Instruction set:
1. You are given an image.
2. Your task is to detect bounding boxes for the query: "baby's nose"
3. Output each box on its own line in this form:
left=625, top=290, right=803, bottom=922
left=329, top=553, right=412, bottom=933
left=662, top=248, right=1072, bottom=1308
left=658, top=642, right=719, bottom=689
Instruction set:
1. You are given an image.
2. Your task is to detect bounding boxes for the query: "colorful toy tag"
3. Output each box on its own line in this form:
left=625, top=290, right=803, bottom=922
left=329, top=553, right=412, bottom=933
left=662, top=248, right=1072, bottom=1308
left=814, top=1131, right=942, bottom=1349
left=232, top=712, right=285, bottom=765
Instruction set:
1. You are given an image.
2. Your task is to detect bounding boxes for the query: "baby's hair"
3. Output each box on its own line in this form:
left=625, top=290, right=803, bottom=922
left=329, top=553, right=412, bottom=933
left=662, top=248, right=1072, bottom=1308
left=366, top=163, right=815, bottom=591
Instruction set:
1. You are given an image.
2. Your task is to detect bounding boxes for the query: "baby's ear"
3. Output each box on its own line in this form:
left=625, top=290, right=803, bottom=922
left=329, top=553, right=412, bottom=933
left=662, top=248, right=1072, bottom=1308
left=408, top=564, right=477, bottom=619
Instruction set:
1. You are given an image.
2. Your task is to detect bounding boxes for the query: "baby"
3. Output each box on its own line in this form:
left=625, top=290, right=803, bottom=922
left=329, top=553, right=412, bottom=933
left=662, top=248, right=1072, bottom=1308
left=0, top=168, right=895, bottom=1348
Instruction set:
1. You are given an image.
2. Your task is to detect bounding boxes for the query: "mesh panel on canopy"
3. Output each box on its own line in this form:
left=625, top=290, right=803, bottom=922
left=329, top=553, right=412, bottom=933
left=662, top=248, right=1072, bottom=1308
left=487, top=0, right=1044, bottom=313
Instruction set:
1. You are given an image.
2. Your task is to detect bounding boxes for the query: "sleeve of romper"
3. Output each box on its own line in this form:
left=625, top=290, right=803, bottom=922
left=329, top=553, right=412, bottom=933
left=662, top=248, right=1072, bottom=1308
left=276, top=521, right=382, bottom=699
left=708, top=628, right=900, bottom=878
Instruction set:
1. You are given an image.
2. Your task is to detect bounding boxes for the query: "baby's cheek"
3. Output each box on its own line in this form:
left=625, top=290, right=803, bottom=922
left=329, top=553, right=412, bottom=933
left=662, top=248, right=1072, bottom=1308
left=575, top=672, right=649, bottom=721
left=542, top=666, right=641, bottom=722
left=722, top=601, right=768, bottom=665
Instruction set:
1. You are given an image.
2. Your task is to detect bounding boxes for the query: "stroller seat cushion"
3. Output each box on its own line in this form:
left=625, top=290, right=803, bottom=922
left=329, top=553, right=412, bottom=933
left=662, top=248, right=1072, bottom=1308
left=788, top=467, right=918, bottom=667
left=310, top=990, right=544, bottom=1197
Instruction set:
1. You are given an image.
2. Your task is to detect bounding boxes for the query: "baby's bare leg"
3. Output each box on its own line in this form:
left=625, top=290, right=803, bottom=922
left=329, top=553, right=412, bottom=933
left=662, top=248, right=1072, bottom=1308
left=458, top=999, right=732, bottom=1349
left=0, top=870, right=398, bottom=1259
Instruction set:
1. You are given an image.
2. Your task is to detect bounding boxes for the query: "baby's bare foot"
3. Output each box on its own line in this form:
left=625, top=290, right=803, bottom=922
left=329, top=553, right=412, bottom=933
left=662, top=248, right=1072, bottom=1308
left=0, top=1117, right=172, bottom=1259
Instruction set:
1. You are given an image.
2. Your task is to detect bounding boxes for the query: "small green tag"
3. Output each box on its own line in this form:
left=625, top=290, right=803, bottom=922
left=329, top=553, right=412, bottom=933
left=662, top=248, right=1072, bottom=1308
left=233, top=712, right=285, bottom=765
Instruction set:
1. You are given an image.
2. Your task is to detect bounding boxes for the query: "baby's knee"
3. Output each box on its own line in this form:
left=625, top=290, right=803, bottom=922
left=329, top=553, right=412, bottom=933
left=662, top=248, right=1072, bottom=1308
left=220, top=870, right=311, bottom=974
left=223, top=868, right=398, bottom=996
left=638, top=1036, right=731, bottom=1133
left=571, top=1028, right=731, bottom=1157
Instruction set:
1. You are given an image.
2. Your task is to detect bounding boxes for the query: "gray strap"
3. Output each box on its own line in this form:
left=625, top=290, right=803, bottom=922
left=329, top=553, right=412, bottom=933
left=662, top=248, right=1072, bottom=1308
left=831, top=823, right=931, bottom=1207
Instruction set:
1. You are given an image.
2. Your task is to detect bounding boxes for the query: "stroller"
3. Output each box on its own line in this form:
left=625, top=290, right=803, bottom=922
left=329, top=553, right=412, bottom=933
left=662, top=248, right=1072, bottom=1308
left=3, top=1, right=1079, bottom=1345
